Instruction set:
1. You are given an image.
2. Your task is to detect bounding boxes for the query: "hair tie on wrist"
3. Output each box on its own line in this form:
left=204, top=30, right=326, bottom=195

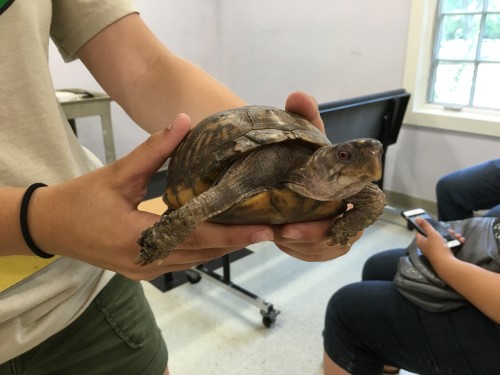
left=20, top=183, right=54, bottom=259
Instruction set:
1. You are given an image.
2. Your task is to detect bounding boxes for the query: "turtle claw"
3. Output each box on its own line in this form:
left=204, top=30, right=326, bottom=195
left=327, top=183, right=386, bottom=248
left=327, top=229, right=352, bottom=247
left=137, top=211, right=190, bottom=265
left=136, top=227, right=174, bottom=265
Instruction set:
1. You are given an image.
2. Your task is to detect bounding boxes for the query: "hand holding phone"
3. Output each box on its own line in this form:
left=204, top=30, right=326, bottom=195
left=401, top=208, right=462, bottom=249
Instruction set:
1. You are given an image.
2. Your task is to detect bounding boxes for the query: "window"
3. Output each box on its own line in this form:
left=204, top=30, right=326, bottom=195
left=403, top=0, right=500, bottom=137
left=430, top=0, right=500, bottom=109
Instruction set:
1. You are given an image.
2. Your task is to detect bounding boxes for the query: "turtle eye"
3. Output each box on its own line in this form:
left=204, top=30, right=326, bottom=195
left=337, top=150, right=351, bottom=162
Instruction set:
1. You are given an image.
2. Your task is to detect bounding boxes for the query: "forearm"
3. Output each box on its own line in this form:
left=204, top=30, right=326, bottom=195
left=77, top=13, right=245, bottom=133
left=119, top=52, right=245, bottom=131
left=416, top=218, right=500, bottom=323
left=0, top=187, right=35, bottom=256
left=435, top=257, right=500, bottom=323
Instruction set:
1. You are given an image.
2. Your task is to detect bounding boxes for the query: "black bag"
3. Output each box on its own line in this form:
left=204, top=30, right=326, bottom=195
left=394, top=217, right=500, bottom=312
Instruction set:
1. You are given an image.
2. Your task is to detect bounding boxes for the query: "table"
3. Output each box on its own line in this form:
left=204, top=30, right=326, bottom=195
left=57, top=89, right=116, bottom=164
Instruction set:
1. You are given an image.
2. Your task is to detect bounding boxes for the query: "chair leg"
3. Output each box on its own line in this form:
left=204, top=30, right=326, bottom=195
left=190, top=250, right=280, bottom=328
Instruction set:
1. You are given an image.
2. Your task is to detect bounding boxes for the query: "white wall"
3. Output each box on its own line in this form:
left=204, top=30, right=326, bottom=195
left=49, top=0, right=499, bottom=204
left=385, top=125, right=499, bottom=203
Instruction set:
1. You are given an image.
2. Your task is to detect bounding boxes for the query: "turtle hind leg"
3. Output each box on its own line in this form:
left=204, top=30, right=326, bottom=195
left=137, top=182, right=271, bottom=266
left=137, top=210, right=189, bottom=265
left=137, top=148, right=291, bottom=265
left=138, top=206, right=177, bottom=264
left=328, top=183, right=386, bottom=245
left=137, top=192, right=226, bottom=266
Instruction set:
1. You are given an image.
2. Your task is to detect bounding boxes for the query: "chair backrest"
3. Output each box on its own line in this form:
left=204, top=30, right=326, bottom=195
left=318, top=89, right=411, bottom=189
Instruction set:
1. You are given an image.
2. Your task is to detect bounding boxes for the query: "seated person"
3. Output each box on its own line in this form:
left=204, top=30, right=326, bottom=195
left=323, top=161, right=500, bottom=374
left=436, top=159, right=500, bottom=221
left=322, top=215, right=500, bottom=374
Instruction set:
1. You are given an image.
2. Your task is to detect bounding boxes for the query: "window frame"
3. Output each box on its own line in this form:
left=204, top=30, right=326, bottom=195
left=403, top=0, right=500, bottom=137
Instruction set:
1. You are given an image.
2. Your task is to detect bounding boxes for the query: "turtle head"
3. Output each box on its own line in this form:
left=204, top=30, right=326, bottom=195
left=286, top=138, right=383, bottom=201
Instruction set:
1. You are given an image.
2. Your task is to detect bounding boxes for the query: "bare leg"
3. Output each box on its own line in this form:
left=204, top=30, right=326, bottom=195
left=323, top=351, right=350, bottom=375
left=162, top=368, right=170, bottom=375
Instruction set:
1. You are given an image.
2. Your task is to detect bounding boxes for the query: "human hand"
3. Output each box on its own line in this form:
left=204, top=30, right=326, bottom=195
left=31, top=93, right=359, bottom=277
left=285, top=91, right=325, bottom=133
left=272, top=91, right=364, bottom=261
left=166, top=92, right=361, bottom=266
left=29, top=114, right=274, bottom=280
left=415, top=217, right=464, bottom=269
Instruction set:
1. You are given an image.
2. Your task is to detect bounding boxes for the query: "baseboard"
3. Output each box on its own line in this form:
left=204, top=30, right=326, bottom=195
left=384, top=190, right=437, bottom=215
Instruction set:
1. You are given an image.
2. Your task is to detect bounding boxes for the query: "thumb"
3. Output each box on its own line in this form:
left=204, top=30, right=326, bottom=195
left=285, top=91, right=325, bottom=133
left=118, top=113, right=192, bottom=177
left=415, top=217, right=439, bottom=238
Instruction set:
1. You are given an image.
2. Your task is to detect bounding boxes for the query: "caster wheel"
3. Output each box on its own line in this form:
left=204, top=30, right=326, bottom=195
left=262, top=315, right=274, bottom=328
left=261, top=307, right=280, bottom=328
left=185, top=270, right=201, bottom=284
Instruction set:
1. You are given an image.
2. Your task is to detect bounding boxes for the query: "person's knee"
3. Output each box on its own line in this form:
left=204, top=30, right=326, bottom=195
left=436, top=169, right=475, bottom=200
left=362, top=254, right=381, bottom=281
left=362, top=249, right=404, bottom=281
left=362, top=252, right=385, bottom=280
left=326, top=283, right=364, bottom=322
left=485, top=204, right=500, bottom=220
left=328, top=283, right=360, bottom=304
left=436, top=174, right=457, bottom=197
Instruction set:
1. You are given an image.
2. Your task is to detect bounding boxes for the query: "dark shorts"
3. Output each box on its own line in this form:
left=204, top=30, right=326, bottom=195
left=0, top=274, right=167, bottom=375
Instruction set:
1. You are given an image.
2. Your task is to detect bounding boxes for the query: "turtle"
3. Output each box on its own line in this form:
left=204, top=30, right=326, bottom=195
left=137, top=105, right=386, bottom=265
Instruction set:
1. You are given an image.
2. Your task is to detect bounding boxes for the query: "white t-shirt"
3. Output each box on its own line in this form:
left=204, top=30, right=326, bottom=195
left=0, top=0, right=136, bottom=363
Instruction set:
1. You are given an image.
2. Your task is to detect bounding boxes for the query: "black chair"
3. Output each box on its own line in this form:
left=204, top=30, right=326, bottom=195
left=319, top=88, right=410, bottom=189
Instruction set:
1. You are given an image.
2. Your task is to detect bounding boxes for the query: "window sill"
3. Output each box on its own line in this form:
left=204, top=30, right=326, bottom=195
left=404, top=103, right=500, bottom=137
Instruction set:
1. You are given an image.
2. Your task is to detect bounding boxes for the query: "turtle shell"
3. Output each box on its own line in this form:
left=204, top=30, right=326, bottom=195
left=137, top=105, right=386, bottom=265
left=163, top=106, right=331, bottom=212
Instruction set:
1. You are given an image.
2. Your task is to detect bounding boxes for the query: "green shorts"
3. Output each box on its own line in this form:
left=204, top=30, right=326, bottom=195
left=0, top=274, right=167, bottom=375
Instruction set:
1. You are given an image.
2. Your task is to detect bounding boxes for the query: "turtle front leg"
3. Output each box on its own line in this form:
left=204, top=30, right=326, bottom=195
left=328, top=183, right=386, bottom=246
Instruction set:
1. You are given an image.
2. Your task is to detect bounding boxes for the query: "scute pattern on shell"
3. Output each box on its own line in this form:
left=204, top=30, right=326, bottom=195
left=163, top=106, right=330, bottom=211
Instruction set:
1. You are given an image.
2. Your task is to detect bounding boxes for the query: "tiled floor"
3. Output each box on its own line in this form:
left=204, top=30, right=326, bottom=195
left=143, top=210, right=418, bottom=375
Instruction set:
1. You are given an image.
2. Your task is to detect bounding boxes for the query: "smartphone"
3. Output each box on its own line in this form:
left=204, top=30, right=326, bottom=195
left=400, top=208, right=462, bottom=249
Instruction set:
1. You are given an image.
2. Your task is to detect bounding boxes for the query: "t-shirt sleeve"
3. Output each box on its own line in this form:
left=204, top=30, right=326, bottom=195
left=50, top=0, right=137, bottom=62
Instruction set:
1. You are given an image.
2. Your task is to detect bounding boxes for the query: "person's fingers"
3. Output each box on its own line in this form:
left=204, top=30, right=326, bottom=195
left=113, top=113, right=192, bottom=181
left=279, top=219, right=333, bottom=243
left=285, top=91, right=324, bottom=132
left=275, top=239, right=356, bottom=262
left=176, top=221, right=274, bottom=250
left=275, top=218, right=363, bottom=261
left=448, top=229, right=465, bottom=244
left=414, top=217, right=439, bottom=238
left=127, top=222, right=276, bottom=277
left=415, top=218, right=450, bottom=252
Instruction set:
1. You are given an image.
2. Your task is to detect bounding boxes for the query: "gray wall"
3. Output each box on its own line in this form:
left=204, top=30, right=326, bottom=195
left=49, top=0, right=499, bottom=205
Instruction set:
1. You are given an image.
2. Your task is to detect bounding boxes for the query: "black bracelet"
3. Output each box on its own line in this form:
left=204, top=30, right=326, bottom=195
left=20, top=183, right=54, bottom=259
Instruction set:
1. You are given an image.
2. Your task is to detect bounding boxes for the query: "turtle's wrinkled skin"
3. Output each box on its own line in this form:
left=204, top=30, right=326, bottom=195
left=137, top=106, right=386, bottom=265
